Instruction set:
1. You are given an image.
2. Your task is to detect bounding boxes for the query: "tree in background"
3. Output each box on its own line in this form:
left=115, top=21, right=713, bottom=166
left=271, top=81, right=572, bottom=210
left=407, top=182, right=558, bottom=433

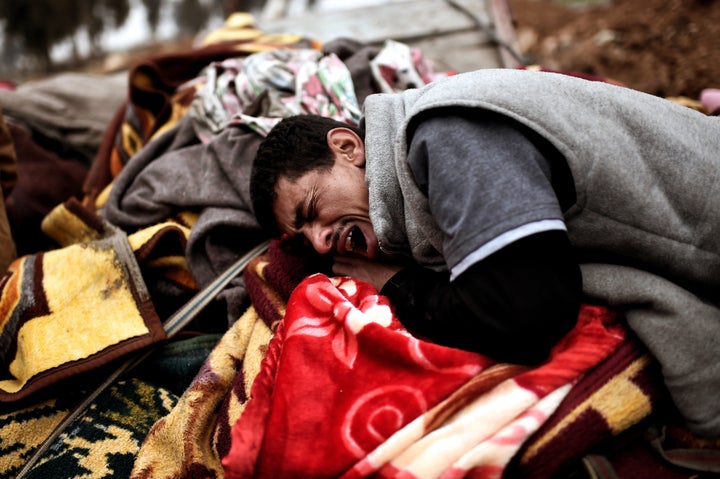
left=176, top=0, right=214, bottom=37
left=0, top=0, right=305, bottom=78
left=82, top=0, right=131, bottom=57
left=0, top=0, right=130, bottom=73
left=141, top=0, right=162, bottom=40
left=0, top=0, right=77, bottom=71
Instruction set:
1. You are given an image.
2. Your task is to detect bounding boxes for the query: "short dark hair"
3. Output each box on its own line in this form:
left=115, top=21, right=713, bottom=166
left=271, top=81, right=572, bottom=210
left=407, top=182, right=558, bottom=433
left=250, top=114, right=364, bottom=236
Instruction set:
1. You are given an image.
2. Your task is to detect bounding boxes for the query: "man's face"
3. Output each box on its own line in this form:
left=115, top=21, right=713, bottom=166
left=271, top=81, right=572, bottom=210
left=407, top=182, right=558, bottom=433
left=272, top=128, right=381, bottom=259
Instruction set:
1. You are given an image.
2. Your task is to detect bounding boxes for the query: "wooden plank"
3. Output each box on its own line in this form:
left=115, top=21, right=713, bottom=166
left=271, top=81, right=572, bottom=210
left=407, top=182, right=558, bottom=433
left=258, top=0, right=508, bottom=70
left=410, top=31, right=507, bottom=73
left=259, top=0, right=494, bottom=44
left=489, top=0, right=523, bottom=68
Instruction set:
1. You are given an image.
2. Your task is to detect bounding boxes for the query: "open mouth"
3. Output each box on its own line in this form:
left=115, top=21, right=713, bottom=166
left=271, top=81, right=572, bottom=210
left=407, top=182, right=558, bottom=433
left=343, top=225, right=367, bottom=253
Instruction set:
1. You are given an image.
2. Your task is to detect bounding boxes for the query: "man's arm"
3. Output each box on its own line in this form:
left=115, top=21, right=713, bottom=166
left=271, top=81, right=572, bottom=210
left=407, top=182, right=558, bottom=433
left=333, top=110, right=581, bottom=363
left=381, top=230, right=581, bottom=364
left=381, top=110, right=580, bottom=364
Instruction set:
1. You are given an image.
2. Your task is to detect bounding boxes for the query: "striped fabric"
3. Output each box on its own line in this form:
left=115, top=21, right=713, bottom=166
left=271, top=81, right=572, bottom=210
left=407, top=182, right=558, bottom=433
left=0, top=200, right=166, bottom=402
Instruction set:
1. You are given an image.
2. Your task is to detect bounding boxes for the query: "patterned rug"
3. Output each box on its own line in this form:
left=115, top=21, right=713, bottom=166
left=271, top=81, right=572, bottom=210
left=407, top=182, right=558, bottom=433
left=0, top=377, right=177, bottom=478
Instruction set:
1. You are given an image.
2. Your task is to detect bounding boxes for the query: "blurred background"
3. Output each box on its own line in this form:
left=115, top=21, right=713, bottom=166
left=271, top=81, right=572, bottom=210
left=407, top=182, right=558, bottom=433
left=0, top=0, right=393, bottom=81
left=1, top=0, right=233, bottom=78
left=1, top=0, right=719, bottom=97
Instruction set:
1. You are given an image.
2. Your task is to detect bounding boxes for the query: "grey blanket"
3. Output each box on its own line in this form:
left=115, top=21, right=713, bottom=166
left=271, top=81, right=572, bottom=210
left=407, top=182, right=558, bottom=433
left=103, top=117, right=266, bottom=323
left=0, top=72, right=127, bottom=165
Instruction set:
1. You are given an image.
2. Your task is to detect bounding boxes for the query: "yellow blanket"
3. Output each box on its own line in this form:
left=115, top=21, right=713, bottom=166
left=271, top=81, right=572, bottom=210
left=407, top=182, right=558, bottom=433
left=0, top=199, right=167, bottom=401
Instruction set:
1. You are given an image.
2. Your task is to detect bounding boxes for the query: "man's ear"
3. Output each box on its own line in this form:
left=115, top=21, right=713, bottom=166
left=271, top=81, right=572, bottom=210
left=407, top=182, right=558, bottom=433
left=327, top=128, right=365, bottom=166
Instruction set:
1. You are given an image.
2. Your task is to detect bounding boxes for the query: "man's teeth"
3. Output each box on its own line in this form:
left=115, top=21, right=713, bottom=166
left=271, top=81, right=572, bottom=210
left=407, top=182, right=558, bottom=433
left=345, top=228, right=355, bottom=251
left=344, top=225, right=366, bottom=252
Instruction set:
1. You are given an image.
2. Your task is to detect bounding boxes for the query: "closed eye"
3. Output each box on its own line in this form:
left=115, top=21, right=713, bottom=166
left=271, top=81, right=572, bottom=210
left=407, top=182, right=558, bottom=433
left=307, top=193, right=317, bottom=221
left=293, top=187, right=318, bottom=230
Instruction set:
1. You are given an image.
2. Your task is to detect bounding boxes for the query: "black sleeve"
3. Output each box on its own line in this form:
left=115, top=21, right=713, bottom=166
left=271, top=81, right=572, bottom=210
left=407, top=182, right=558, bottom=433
left=380, top=230, right=582, bottom=365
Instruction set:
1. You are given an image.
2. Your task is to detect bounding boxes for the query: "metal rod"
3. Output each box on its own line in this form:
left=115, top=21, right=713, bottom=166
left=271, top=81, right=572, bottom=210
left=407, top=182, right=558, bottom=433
left=446, top=0, right=529, bottom=66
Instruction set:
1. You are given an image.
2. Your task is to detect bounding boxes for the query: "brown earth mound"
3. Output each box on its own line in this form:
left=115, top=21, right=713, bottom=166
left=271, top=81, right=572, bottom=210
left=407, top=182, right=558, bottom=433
left=507, top=0, right=720, bottom=99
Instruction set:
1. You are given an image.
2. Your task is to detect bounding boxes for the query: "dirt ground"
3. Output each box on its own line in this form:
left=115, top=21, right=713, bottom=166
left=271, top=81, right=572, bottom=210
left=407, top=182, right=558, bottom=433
left=506, top=0, right=720, bottom=99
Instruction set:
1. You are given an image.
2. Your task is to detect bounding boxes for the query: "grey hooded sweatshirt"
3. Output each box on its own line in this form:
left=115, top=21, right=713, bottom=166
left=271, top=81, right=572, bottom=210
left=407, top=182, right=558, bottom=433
left=363, top=68, right=720, bottom=437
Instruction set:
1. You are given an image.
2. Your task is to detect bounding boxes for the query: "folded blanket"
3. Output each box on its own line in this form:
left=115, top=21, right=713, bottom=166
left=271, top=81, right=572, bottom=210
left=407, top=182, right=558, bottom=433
left=508, top=335, right=665, bottom=478
left=222, top=274, right=626, bottom=478
left=0, top=197, right=206, bottom=402
left=0, top=200, right=165, bottom=401
left=0, top=72, right=127, bottom=166
left=186, top=47, right=363, bottom=141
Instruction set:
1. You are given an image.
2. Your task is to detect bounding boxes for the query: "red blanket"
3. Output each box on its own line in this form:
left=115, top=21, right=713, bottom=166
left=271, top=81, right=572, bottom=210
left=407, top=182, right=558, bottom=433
left=223, top=273, right=625, bottom=478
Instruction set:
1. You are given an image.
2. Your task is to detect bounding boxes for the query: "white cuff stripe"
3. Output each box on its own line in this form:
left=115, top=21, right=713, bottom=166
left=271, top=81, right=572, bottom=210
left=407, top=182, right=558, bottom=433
left=450, top=219, right=567, bottom=280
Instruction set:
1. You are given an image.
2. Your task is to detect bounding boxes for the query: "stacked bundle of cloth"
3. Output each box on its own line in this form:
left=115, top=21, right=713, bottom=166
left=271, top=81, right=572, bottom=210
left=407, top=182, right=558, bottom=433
left=0, top=72, right=128, bottom=259
left=1, top=13, right=720, bottom=479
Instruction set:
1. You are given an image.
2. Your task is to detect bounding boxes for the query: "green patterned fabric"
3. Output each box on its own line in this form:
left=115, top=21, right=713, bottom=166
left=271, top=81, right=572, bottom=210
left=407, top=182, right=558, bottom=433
left=0, top=378, right=177, bottom=478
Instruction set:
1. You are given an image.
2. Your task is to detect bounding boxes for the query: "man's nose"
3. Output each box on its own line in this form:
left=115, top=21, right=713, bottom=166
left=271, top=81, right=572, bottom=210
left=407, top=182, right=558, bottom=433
left=306, top=222, right=333, bottom=255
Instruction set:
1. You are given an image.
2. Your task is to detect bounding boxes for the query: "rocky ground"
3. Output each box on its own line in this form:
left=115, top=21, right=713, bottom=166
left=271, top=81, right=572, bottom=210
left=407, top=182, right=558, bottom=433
left=506, top=0, right=720, bottom=99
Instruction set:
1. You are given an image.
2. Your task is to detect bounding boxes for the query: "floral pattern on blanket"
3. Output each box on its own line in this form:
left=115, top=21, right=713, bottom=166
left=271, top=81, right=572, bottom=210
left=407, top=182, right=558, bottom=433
left=222, top=273, right=625, bottom=478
